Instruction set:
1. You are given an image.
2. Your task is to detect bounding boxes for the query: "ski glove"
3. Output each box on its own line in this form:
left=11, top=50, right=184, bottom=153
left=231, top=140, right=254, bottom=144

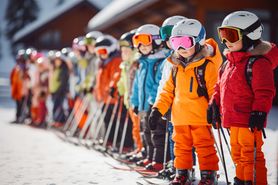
left=207, top=99, right=221, bottom=129
left=249, top=111, right=266, bottom=132
left=133, top=106, right=139, bottom=115
left=148, top=108, right=162, bottom=130
left=109, top=87, right=116, bottom=98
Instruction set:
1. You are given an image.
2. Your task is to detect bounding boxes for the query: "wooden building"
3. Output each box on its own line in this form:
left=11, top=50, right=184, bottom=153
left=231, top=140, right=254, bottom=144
left=13, top=0, right=100, bottom=50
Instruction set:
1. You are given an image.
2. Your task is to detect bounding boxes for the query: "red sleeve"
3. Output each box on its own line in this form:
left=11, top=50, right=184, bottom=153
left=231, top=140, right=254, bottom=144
left=251, top=58, right=275, bottom=113
left=211, top=70, right=221, bottom=106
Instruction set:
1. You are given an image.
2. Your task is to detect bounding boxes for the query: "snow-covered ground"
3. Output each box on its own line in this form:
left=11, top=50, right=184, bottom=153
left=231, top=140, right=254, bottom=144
left=0, top=104, right=277, bottom=184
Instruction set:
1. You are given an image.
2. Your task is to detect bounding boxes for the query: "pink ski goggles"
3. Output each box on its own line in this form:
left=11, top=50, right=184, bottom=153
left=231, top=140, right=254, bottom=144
left=169, top=36, right=195, bottom=50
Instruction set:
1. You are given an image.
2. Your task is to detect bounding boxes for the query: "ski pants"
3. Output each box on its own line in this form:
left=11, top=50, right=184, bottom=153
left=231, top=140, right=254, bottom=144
left=141, top=110, right=167, bottom=163
left=16, top=98, right=23, bottom=120
left=52, top=93, right=66, bottom=123
left=128, top=108, right=143, bottom=151
left=173, top=125, right=219, bottom=171
left=230, top=127, right=267, bottom=185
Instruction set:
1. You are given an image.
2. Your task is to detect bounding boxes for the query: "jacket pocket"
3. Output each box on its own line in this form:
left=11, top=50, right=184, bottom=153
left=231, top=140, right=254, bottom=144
left=234, top=103, right=252, bottom=113
left=189, top=77, right=193, bottom=92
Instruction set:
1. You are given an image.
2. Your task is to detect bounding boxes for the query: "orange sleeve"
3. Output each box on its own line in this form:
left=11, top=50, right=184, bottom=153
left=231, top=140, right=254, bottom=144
left=153, top=70, right=175, bottom=115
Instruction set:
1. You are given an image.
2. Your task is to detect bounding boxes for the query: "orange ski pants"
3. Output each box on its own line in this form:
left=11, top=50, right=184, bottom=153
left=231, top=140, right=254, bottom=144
left=128, top=108, right=143, bottom=151
left=172, top=125, right=219, bottom=171
left=230, top=127, right=267, bottom=185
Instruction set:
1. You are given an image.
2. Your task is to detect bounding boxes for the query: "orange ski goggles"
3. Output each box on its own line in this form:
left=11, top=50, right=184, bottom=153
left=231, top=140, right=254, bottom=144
left=96, top=47, right=108, bottom=55
left=217, top=26, right=243, bottom=44
left=132, top=34, right=155, bottom=48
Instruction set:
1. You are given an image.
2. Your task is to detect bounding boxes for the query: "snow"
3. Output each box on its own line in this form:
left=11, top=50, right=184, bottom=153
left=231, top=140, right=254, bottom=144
left=88, top=0, right=157, bottom=31
left=0, top=104, right=277, bottom=184
left=13, top=0, right=110, bottom=42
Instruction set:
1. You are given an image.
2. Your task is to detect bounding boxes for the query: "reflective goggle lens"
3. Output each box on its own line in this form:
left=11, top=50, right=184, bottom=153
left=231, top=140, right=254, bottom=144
left=132, top=34, right=152, bottom=47
left=160, top=25, right=173, bottom=41
left=96, top=48, right=108, bottom=55
left=169, top=36, right=195, bottom=50
left=218, top=27, right=242, bottom=43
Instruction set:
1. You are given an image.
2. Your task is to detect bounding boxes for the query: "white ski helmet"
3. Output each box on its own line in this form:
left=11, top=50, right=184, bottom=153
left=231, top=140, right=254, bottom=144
left=95, top=34, right=119, bottom=55
left=220, top=11, right=263, bottom=40
left=85, top=31, right=103, bottom=44
left=162, top=15, right=187, bottom=27
left=171, top=19, right=206, bottom=46
left=135, top=24, right=162, bottom=46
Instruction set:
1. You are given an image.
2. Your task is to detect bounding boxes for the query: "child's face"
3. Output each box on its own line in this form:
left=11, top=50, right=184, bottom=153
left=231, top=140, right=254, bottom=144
left=177, top=47, right=195, bottom=58
left=121, top=47, right=133, bottom=61
left=54, top=58, right=62, bottom=67
left=87, top=45, right=95, bottom=54
left=225, top=40, right=243, bottom=52
left=139, top=44, right=153, bottom=55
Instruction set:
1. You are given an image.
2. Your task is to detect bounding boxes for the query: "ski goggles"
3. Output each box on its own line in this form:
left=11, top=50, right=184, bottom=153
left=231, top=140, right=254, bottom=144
left=95, top=47, right=108, bottom=55
left=132, top=34, right=160, bottom=48
left=217, top=26, right=243, bottom=43
left=169, top=35, right=195, bottom=50
left=160, top=25, right=173, bottom=41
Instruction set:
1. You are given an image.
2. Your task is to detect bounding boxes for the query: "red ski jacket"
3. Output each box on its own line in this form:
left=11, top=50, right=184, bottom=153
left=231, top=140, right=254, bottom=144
left=212, top=41, right=277, bottom=128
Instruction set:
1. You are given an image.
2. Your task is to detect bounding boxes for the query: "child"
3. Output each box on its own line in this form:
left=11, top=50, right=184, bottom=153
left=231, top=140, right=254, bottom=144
left=131, top=24, right=168, bottom=171
left=209, top=11, right=277, bottom=185
left=116, top=30, right=143, bottom=156
left=150, top=19, right=222, bottom=184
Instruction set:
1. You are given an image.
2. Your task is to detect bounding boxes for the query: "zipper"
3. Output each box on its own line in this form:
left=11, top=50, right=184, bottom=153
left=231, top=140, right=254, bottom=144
left=189, top=76, right=193, bottom=92
left=141, top=60, right=148, bottom=111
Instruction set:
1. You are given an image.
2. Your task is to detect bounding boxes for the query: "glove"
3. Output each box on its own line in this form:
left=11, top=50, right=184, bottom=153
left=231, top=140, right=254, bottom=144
left=148, top=108, right=162, bottom=130
left=207, top=99, right=221, bottom=129
left=249, top=111, right=266, bottom=132
left=109, top=87, right=116, bottom=98
left=133, top=106, right=138, bottom=115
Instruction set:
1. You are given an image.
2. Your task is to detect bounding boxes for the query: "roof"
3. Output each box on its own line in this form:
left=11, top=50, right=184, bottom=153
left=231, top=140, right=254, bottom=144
left=88, top=0, right=157, bottom=31
left=13, top=0, right=101, bottom=43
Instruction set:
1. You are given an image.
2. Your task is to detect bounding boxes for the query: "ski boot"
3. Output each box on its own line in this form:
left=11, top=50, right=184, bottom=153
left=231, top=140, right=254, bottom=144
left=233, top=177, right=252, bottom=185
left=170, top=169, right=193, bottom=185
left=145, top=162, right=163, bottom=172
left=198, top=170, right=218, bottom=185
left=136, top=158, right=152, bottom=167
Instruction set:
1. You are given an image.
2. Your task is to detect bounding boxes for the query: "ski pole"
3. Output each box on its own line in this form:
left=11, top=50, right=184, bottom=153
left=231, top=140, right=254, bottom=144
left=119, top=112, right=130, bottom=154
left=162, top=117, right=169, bottom=171
left=102, top=98, right=120, bottom=150
left=253, top=130, right=257, bottom=185
left=83, top=101, right=105, bottom=146
left=67, top=95, right=91, bottom=137
left=63, top=96, right=83, bottom=132
left=216, top=123, right=229, bottom=184
left=78, top=97, right=98, bottom=142
left=111, top=98, right=123, bottom=151
left=220, top=127, right=235, bottom=168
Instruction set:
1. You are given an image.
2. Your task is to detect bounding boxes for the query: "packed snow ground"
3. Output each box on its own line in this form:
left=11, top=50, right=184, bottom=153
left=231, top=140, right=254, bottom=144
left=0, top=105, right=277, bottom=184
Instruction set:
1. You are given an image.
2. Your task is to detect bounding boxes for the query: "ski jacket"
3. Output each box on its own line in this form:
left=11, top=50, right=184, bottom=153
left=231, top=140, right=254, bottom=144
left=212, top=41, right=277, bottom=128
left=154, top=38, right=222, bottom=126
left=10, top=65, right=24, bottom=100
left=130, top=50, right=168, bottom=112
left=117, top=51, right=139, bottom=108
left=49, top=62, right=69, bottom=95
left=94, top=53, right=121, bottom=104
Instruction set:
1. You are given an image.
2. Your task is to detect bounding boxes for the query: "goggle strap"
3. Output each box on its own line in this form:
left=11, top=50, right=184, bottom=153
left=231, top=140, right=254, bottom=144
left=195, top=26, right=205, bottom=43
left=152, top=35, right=161, bottom=40
left=243, top=19, right=262, bottom=35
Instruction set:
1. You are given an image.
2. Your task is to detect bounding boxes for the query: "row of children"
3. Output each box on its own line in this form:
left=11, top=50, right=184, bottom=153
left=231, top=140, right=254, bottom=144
left=10, top=10, right=278, bottom=185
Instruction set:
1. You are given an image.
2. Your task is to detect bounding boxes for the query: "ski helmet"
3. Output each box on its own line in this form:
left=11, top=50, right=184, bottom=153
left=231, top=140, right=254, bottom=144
left=171, top=19, right=206, bottom=46
left=219, top=11, right=263, bottom=41
left=119, top=30, right=136, bottom=48
left=133, top=24, right=162, bottom=49
left=85, top=31, right=103, bottom=45
left=95, top=35, right=118, bottom=56
left=54, top=51, right=68, bottom=62
left=72, top=36, right=86, bottom=52
left=160, top=15, right=187, bottom=41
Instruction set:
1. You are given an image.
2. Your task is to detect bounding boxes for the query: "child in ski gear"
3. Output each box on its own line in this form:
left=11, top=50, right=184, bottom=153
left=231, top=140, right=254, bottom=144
left=117, top=30, right=143, bottom=155
left=130, top=24, right=168, bottom=172
left=209, top=11, right=277, bottom=185
left=49, top=51, right=70, bottom=128
left=156, top=15, right=188, bottom=178
left=151, top=19, right=222, bottom=184
left=94, top=35, right=124, bottom=146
